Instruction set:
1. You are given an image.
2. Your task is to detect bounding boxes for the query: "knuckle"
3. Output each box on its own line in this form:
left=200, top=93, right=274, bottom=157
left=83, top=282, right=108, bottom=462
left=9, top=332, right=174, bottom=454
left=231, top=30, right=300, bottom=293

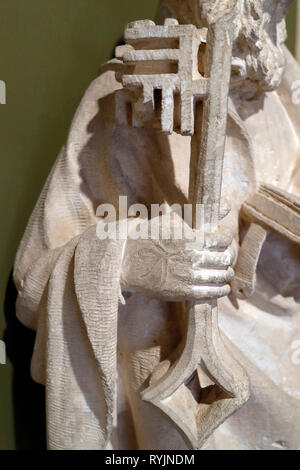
left=221, top=250, right=232, bottom=266
left=227, top=266, right=235, bottom=280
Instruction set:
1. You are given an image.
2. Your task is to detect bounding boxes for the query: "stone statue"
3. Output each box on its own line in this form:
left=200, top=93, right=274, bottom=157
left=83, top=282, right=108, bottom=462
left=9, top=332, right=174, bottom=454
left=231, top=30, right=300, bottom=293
left=13, top=0, right=300, bottom=450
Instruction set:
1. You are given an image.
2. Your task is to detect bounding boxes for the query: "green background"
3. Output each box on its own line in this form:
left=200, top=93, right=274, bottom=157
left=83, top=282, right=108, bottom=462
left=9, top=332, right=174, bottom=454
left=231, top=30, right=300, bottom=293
left=0, top=0, right=297, bottom=450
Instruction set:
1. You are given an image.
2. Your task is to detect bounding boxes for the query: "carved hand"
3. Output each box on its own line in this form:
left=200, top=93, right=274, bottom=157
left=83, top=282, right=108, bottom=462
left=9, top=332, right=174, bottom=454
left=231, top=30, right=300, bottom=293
left=121, top=215, right=236, bottom=302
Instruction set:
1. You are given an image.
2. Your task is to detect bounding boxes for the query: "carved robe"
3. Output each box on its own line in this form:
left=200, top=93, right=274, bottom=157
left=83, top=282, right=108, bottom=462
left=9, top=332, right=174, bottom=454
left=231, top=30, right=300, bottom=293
left=14, top=46, right=300, bottom=449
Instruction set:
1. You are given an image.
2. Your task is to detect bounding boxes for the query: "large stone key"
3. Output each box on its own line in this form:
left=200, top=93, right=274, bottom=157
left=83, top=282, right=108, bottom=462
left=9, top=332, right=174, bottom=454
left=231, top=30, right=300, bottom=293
left=116, top=5, right=250, bottom=450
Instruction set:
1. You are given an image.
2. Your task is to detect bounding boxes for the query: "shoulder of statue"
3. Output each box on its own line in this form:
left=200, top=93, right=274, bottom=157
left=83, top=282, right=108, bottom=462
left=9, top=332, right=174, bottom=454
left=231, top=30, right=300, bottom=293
left=83, top=59, right=124, bottom=104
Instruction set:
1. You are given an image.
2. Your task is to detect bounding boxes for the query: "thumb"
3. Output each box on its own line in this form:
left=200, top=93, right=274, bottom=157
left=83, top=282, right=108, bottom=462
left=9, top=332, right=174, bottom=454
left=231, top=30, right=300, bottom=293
left=219, top=199, right=231, bottom=221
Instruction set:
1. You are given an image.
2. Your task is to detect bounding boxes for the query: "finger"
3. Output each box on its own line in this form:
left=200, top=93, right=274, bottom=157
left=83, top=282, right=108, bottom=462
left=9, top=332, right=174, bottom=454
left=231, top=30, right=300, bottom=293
left=191, top=284, right=231, bottom=300
left=191, top=248, right=234, bottom=268
left=203, top=227, right=234, bottom=250
left=160, top=284, right=231, bottom=302
left=191, top=267, right=235, bottom=284
left=219, top=200, right=231, bottom=221
left=172, top=266, right=234, bottom=284
left=182, top=228, right=233, bottom=250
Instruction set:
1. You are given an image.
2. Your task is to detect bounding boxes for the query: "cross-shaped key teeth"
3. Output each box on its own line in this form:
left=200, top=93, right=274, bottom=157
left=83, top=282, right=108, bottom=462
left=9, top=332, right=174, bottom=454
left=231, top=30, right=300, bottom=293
left=116, top=18, right=208, bottom=136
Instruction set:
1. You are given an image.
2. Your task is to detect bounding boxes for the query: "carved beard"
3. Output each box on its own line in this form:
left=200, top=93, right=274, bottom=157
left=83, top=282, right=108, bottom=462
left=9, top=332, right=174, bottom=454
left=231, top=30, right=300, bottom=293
left=158, top=0, right=291, bottom=98
left=231, top=0, right=289, bottom=98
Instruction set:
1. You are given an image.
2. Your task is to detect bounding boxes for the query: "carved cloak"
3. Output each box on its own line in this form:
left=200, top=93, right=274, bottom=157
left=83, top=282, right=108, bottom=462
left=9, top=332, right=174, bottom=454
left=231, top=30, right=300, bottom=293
left=13, top=48, right=300, bottom=449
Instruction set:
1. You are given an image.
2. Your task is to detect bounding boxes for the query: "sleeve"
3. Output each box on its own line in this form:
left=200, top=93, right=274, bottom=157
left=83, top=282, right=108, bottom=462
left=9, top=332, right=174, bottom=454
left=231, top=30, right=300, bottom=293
left=13, top=68, right=123, bottom=330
